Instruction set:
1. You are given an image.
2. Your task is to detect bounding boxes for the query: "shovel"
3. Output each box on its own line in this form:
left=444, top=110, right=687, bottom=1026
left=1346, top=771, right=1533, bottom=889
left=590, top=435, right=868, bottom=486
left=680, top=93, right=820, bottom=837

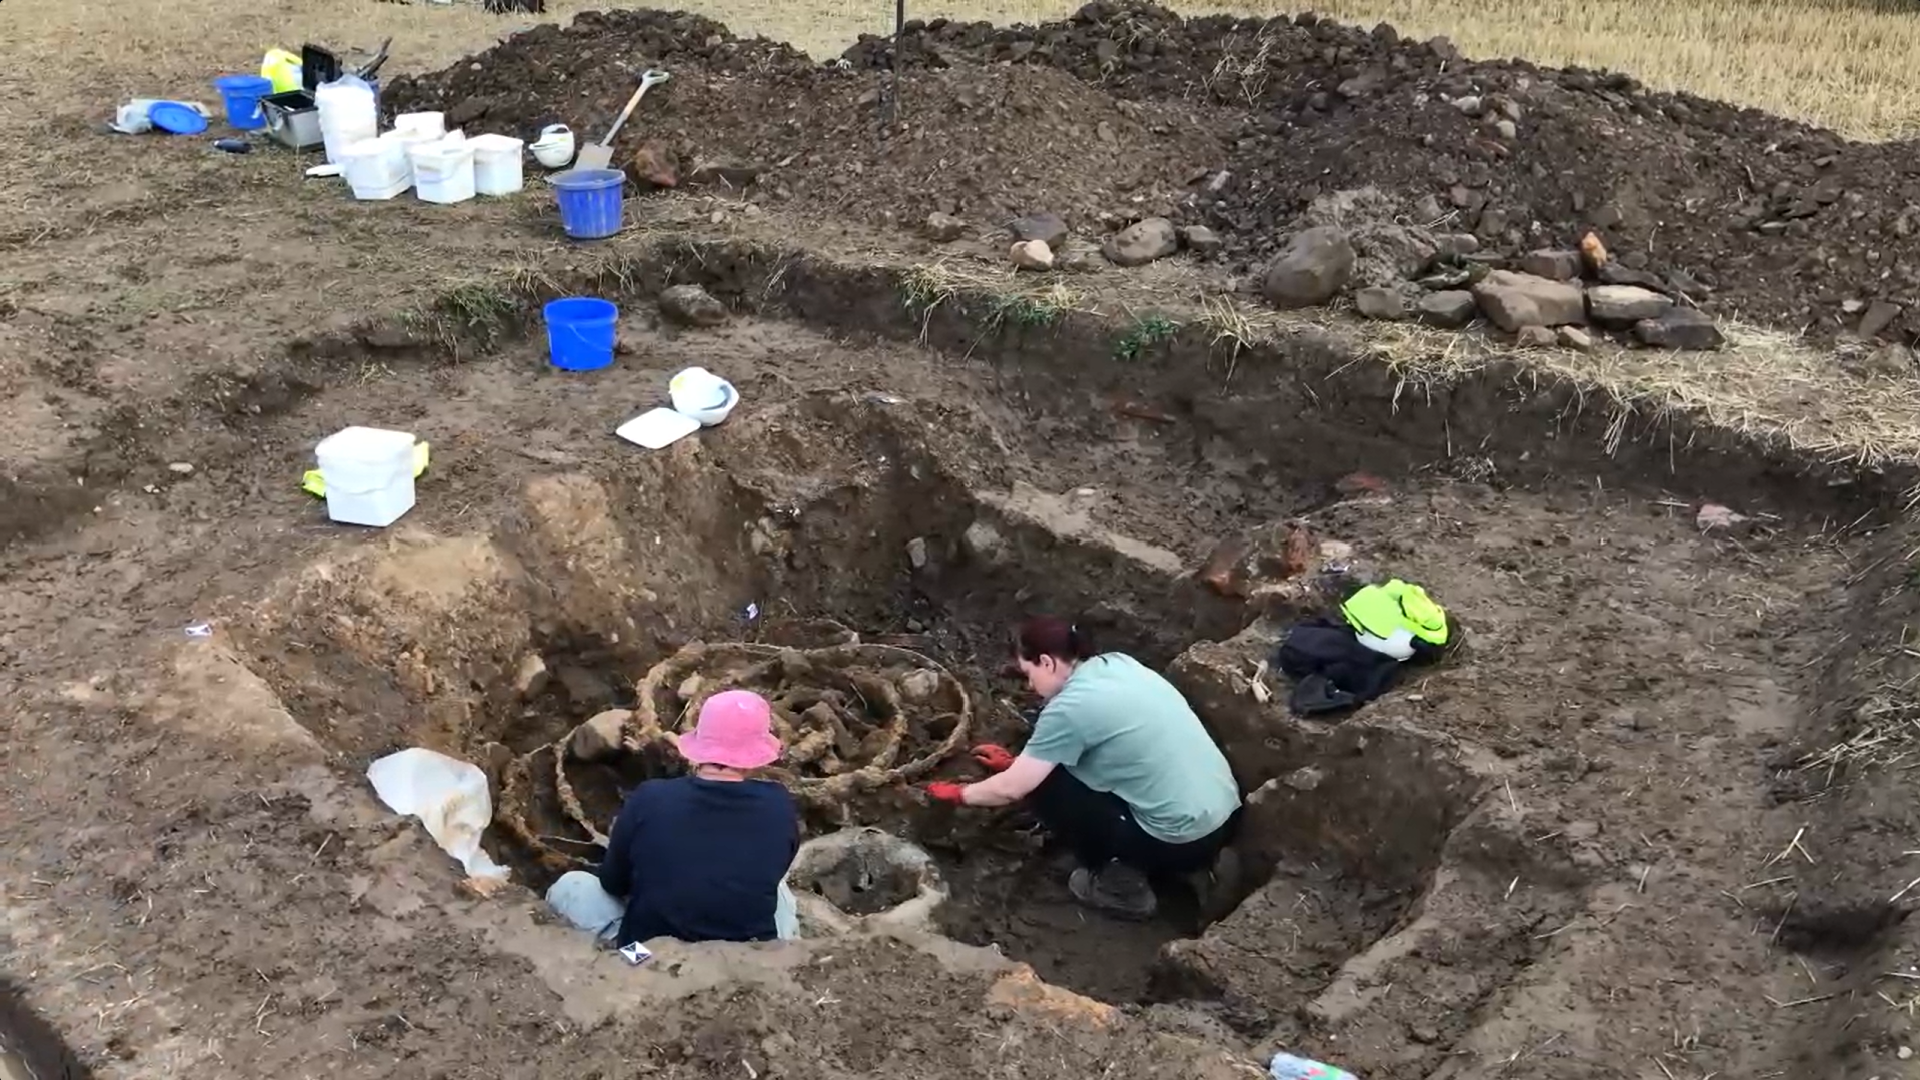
left=574, top=68, right=670, bottom=172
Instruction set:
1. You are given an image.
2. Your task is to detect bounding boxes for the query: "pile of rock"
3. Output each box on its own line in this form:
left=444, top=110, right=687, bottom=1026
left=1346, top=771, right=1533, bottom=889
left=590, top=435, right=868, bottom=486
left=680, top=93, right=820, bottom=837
left=1262, top=221, right=1726, bottom=351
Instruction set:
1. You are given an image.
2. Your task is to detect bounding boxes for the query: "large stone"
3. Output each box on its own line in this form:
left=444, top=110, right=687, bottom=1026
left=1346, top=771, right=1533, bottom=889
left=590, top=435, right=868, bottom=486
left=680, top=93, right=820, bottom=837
left=569, top=709, right=629, bottom=762
left=962, top=520, right=1008, bottom=566
left=1009, top=212, right=1069, bottom=249
left=1597, top=262, right=1670, bottom=292
left=625, top=141, right=679, bottom=188
left=1335, top=67, right=1387, bottom=98
left=1519, top=249, right=1582, bottom=282
left=1296, top=188, right=1437, bottom=286
left=923, top=212, right=966, bottom=242
left=1416, top=290, right=1478, bottom=329
left=1471, top=270, right=1586, bottom=331
left=1009, top=240, right=1054, bottom=271
left=1586, top=284, right=1673, bottom=325
left=1261, top=226, right=1355, bottom=310
left=898, top=669, right=941, bottom=703
left=659, top=284, right=727, bottom=328
left=1104, top=217, right=1179, bottom=267
left=1634, top=307, right=1725, bottom=350
left=513, top=654, right=550, bottom=698
left=1179, top=224, right=1223, bottom=255
left=1860, top=299, right=1905, bottom=341
left=1353, top=285, right=1406, bottom=321
left=985, top=965, right=1118, bottom=1029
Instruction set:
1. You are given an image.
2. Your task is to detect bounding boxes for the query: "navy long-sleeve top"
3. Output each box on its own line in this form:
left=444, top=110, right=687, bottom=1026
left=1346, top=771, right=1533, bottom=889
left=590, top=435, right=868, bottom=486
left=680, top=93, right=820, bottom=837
left=596, top=775, right=800, bottom=947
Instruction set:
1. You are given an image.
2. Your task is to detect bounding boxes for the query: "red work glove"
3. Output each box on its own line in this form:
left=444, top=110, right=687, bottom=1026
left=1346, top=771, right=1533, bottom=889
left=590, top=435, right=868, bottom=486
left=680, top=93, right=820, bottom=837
left=924, top=781, right=968, bottom=806
left=971, top=744, right=1017, bottom=773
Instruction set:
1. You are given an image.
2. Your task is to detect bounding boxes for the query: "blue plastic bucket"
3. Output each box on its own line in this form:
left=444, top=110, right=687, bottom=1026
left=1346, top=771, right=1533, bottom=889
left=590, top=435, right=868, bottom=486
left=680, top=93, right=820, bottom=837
left=551, top=168, right=626, bottom=240
left=148, top=101, right=208, bottom=135
left=213, top=74, right=274, bottom=130
left=543, top=298, right=619, bottom=371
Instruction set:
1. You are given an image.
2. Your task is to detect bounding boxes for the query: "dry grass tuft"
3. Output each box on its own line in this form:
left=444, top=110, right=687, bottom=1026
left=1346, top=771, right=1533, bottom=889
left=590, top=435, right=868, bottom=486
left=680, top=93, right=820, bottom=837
left=1799, top=619, right=1920, bottom=784
left=1346, top=314, right=1920, bottom=474
left=901, top=260, right=1086, bottom=342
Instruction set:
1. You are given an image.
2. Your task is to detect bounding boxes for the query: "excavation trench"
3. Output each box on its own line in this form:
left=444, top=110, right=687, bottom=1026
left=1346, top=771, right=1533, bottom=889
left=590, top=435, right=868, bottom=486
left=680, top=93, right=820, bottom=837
left=233, top=389, right=1472, bottom=1007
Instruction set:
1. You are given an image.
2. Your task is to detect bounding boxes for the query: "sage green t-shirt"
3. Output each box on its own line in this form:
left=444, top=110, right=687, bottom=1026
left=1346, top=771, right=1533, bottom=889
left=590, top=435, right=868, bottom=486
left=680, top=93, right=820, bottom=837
left=1022, top=653, right=1240, bottom=844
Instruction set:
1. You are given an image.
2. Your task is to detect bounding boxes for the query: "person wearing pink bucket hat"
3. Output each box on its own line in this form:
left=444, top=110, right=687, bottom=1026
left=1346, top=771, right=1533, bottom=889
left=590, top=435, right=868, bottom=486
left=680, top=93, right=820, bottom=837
left=674, top=689, right=783, bottom=769
left=545, top=690, right=802, bottom=948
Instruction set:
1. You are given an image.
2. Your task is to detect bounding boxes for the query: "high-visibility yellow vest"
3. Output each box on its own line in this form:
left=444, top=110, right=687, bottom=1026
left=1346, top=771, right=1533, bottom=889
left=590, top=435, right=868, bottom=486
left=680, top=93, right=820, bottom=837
left=1341, top=580, right=1449, bottom=646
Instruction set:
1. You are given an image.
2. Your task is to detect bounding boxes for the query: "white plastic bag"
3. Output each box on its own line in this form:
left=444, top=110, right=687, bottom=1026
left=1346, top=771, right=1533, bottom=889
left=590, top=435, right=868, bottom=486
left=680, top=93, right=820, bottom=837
left=367, top=748, right=509, bottom=881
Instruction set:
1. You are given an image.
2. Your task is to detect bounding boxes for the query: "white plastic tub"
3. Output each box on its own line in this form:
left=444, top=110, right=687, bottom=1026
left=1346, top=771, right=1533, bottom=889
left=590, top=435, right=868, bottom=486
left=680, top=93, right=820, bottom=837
left=668, top=366, right=739, bottom=427
left=468, top=133, right=526, bottom=196
left=386, top=128, right=442, bottom=188
left=314, top=426, right=417, bottom=527
left=411, top=140, right=477, bottom=205
left=316, top=76, right=378, bottom=164
left=393, top=111, right=446, bottom=138
left=341, top=137, right=409, bottom=201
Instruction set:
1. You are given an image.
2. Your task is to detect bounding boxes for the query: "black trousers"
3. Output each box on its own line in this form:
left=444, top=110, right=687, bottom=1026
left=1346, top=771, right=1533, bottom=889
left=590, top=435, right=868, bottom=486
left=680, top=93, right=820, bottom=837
left=1029, top=767, right=1235, bottom=876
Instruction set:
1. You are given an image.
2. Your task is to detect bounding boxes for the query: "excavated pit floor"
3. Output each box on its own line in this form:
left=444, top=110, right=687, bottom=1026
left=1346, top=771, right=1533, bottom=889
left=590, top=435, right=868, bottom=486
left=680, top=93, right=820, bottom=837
left=173, top=299, right=1858, bottom=1075
left=218, top=309, right=1486, bottom=1007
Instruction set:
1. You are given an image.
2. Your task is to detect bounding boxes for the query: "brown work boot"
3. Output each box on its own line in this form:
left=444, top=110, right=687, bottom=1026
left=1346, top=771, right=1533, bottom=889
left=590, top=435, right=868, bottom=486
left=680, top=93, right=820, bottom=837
left=1068, top=862, right=1158, bottom=921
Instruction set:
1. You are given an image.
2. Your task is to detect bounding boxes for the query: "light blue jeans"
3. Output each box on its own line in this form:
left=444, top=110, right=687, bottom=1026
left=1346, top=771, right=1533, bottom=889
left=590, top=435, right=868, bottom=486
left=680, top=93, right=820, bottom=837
left=545, top=870, right=799, bottom=942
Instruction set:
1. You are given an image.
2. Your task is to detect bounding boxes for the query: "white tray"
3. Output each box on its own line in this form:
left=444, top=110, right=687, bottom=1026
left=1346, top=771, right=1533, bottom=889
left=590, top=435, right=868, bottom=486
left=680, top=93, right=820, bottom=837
left=615, top=408, right=700, bottom=449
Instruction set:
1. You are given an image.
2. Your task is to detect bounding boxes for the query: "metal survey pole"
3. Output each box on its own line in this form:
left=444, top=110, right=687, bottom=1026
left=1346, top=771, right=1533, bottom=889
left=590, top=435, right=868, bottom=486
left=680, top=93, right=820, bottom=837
left=882, top=0, right=905, bottom=133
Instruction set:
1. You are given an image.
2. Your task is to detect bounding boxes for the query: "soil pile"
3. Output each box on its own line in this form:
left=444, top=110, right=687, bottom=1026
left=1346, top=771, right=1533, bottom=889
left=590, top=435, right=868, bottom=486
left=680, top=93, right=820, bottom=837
left=390, top=2, right=1920, bottom=341
left=855, top=2, right=1920, bottom=340
left=383, top=8, right=1224, bottom=231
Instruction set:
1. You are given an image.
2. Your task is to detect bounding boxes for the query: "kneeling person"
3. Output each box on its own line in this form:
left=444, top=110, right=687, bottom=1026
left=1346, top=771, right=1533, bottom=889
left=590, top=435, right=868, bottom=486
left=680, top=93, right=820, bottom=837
left=927, top=617, right=1240, bottom=919
left=547, top=689, right=801, bottom=947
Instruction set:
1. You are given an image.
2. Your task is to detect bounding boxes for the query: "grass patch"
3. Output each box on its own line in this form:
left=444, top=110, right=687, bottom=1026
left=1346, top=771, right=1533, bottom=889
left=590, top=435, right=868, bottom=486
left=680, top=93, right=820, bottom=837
left=1113, top=314, right=1181, bottom=361
left=408, top=267, right=563, bottom=359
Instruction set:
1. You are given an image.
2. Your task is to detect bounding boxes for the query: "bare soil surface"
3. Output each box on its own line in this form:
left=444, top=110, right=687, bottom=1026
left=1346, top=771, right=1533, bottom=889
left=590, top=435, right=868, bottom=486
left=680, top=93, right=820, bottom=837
left=5, top=3, right=1920, bottom=1080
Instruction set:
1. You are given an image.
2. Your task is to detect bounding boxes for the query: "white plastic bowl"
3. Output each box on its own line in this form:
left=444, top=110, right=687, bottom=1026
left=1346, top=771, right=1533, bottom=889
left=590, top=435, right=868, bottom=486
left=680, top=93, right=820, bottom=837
left=675, top=381, right=738, bottom=427
left=669, top=366, right=728, bottom=408
left=529, top=124, right=575, bottom=169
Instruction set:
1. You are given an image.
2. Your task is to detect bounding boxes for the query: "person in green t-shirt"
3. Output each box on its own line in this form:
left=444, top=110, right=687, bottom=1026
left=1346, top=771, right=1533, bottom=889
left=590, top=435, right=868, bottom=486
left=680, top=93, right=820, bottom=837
left=925, top=616, right=1242, bottom=920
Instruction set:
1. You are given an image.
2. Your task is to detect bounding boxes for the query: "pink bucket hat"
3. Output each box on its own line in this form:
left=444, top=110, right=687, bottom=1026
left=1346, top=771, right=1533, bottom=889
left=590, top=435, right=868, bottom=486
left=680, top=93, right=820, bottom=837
left=676, top=690, right=781, bottom=770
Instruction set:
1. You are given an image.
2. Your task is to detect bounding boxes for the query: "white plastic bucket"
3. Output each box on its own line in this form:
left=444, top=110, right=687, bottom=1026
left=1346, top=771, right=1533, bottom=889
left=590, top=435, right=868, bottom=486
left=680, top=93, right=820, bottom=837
left=386, top=128, right=442, bottom=188
left=393, top=111, right=446, bottom=138
left=468, top=133, right=525, bottom=196
left=342, top=137, right=409, bottom=201
left=529, top=123, right=575, bottom=169
left=410, top=141, right=477, bottom=205
left=315, top=426, right=417, bottom=527
left=316, top=75, right=378, bottom=164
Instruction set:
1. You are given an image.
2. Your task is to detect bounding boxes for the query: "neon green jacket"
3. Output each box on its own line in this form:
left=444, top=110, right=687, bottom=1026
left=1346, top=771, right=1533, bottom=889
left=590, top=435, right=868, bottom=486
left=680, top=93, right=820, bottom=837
left=1340, top=580, right=1449, bottom=659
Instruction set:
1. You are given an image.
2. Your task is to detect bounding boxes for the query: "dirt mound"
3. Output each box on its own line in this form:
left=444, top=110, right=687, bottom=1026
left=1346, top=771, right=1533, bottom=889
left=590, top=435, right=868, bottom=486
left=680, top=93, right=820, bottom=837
left=388, top=3, right=1920, bottom=339
left=383, top=8, right=1224, bottom=232
left=850, top=2, right=1920, bottom=340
